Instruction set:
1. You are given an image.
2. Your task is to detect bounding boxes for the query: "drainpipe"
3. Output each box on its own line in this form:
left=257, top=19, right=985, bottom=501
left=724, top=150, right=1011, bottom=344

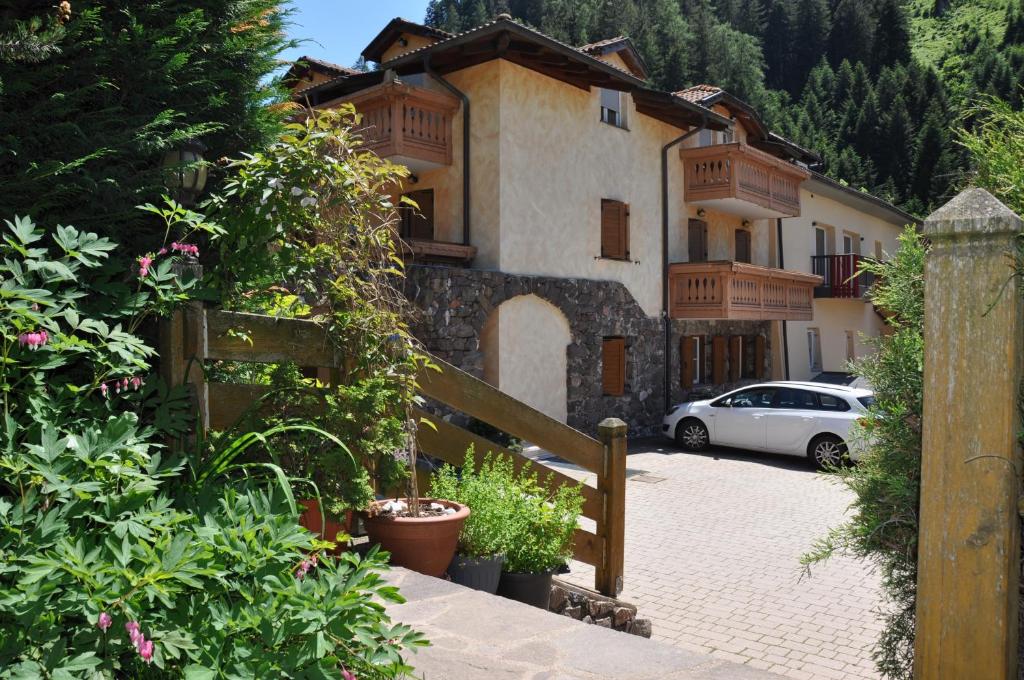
left=777, top=217, right=791, bottom=380
left=424, top=55, right=470, bottom=246
left=662, top=111, right=709, bottom=414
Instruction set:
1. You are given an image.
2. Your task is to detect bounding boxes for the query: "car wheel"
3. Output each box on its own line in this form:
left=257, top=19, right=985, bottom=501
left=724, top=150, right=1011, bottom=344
left=675, top=418, right=709, bottom=451
left=808, top=434, right=847, bottom=470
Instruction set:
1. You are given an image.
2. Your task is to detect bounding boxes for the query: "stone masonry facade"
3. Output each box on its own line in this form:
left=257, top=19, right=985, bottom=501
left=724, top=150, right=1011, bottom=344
left=405, top=264, right=771, bottom=437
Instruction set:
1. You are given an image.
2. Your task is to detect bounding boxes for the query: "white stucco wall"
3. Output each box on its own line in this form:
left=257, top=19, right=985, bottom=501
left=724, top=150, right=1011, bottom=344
left=492, top=294, right=571, bottom=422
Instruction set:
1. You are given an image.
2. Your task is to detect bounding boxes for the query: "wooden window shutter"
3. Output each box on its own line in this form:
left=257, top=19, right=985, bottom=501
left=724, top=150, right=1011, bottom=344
left=729, top=336, right=742, bottom=382
left=688, top=219, right=708, bottom=262
left=680, top=336, right=696, bottom=387
left=735, top=229, right=751, bottom=263
left=601, top=200, right=629, bottom=260
left=712, top=336, right=726, bottom=385
left=755, top=335, right=766, bottom=379
left=602, top=337, right=626, bottom=396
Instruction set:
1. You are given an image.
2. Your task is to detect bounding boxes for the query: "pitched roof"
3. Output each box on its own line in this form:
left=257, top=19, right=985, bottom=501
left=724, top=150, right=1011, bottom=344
left=577, top=36, right=648, bottom=79
left=285, top=56, right=361, bottom=93
left=674, top=84, right=722, bottom=103
left=362, top=17, right=453, bottom=63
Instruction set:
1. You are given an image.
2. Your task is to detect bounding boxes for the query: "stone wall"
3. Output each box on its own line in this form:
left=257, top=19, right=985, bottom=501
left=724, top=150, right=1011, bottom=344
left=405, top=264, right=771, bottom=436
left=549, top=579, right=652, bottom=638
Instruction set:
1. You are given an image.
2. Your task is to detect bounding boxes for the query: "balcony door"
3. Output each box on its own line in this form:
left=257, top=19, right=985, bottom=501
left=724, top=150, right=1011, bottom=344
left=688, top=219, right=708, bottom=262
left=399, top=189, right=434, bottom=240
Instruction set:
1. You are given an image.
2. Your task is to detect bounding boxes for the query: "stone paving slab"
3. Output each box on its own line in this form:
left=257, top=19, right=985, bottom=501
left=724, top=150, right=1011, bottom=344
left=386, top=567, right=787, bottom=680
left=555, top=440, right=884, bottom=680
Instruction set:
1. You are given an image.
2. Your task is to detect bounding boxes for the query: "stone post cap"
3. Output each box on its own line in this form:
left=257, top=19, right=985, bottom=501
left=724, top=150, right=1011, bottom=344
left=924, top=187, right=1023, bottom=237
left=597, top=418, right=628, bottom=438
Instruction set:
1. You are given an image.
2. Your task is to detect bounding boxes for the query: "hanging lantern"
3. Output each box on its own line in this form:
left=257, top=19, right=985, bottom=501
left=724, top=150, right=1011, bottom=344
left=162, top=139, right=209, bottom=205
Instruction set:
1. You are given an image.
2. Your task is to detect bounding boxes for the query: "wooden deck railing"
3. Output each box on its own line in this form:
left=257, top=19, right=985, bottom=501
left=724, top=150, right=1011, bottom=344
left=160, top=305, right=626, bottom=597
left=328, top=81, right=459, bottom=169
left=668, top=260, right=820, bottom=321
left=680, top=143, right=809, bottom=217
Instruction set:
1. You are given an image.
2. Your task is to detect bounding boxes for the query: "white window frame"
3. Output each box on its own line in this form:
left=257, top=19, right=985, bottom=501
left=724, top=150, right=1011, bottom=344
left=814, top=226, right=828, bottom=256
left=600, top=88, right=628, bottom=129
left=808, top=328, right=823, bottom=373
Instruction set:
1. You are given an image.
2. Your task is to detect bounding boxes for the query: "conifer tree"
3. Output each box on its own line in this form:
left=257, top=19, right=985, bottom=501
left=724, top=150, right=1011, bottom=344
left=827, top=0, right=873, bottom=69
left=791, top=0, right=829, bottom=94
left=872, top=0, right=911, bottom=72
left=763, top=0, right=795, bottom=91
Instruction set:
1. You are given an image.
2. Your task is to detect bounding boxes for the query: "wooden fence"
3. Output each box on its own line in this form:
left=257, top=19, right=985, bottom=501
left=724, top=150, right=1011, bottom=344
left=159, top=304, right=626, bottom=597
left=915, top=188, right=1024, bottom=678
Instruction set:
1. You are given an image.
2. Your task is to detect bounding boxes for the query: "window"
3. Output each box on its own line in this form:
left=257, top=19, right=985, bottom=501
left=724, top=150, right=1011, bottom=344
left=688, top=219, right=708, bottom=262
left=772, top=388, right=817, bottom=410
left=842, top=231, right=860, bottom=255
left=601, top=199, right=629, bottom=260
left=698, top=129, right=714, bottom=147
left=735, top=229, right=752, bottom=263
left=680, top=335, right=705, bottom=387
left=725, top=387, right=776, bottom=408
left=399, top=189, right=434, bottom=240
left=721, top=129, right=734, bottom=144
left=600, top=88, right=627, bottom=128
left=845, top=330, right=855, bottom=363
left=874, top=240, right=883, bottom=260
left=602, top=337, right=626, bottom=396
left=858, top=395, right=876, bottom=408
left=814, top=226, right=828, bottom=256
left=807, top=328, right=822, bottom=373
left=816, top=393, right=851, bottom=412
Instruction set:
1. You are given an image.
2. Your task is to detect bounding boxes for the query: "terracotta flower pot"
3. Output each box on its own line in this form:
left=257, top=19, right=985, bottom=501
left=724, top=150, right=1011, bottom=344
left=298, top=499, right=352, bottom=554
left=363, top=498, right=469, bottom=577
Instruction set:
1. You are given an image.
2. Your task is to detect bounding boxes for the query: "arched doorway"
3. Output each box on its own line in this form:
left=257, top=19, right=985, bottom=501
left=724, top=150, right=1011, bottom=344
left=479, top=294, right=571, bottom=422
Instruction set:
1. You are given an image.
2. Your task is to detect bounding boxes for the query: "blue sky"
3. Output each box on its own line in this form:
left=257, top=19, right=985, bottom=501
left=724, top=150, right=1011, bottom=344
left=280, top=1, right=432, bottom=71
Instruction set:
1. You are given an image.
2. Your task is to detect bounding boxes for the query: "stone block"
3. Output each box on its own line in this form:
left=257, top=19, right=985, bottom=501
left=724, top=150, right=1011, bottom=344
left=549, top=585, right=568, bottom=613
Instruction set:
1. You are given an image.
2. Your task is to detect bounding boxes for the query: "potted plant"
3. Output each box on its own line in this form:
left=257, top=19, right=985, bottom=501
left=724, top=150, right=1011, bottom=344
left=497, top=466, right=584, bottom=609
left=429, top=449, right=515, bottom=593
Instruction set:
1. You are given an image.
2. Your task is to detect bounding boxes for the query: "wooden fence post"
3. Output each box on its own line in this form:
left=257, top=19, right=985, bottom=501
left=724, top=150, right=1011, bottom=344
left=596, top=417, right=627, bottom=597
left=915, top=188, right=1024, bottom=679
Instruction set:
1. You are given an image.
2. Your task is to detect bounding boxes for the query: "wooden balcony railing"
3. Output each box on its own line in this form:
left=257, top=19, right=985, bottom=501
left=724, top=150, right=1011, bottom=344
left=680, top=143, right=810, bottom=218
left=669, top=260, right=821, bottom=321
left=811, top=254, right=877, bottom=299
left=337, top=81, right=459, bottom=170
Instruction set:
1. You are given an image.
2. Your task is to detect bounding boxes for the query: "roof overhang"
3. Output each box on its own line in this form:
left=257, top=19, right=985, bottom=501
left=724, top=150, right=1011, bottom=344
left=579, top=36, right=649, bottom=80
left=805, top=172, right=919, bottom=226
left=362, top=18, right=453, bottom=63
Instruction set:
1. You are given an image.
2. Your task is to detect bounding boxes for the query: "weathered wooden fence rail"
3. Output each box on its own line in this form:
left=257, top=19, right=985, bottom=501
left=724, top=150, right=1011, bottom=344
left=160, top=305, right=626, bottom=597
left=915, top=188, right=1024, bottom=679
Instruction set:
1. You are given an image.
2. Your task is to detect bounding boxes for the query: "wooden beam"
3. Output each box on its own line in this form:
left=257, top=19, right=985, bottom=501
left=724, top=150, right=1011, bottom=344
left=205, top=309, right=337, bottom=366
left=413, top=406, right=602, bottom=521
left=417, top=354, right=605, bottom=473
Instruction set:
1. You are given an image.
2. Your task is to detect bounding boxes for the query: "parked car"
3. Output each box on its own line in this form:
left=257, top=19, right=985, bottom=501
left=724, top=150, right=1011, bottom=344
left=662, top=382, right=875, bottom=468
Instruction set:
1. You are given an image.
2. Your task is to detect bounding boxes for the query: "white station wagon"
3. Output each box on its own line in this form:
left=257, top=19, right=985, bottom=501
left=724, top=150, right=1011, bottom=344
left=662, top=381, right=875, bottom=468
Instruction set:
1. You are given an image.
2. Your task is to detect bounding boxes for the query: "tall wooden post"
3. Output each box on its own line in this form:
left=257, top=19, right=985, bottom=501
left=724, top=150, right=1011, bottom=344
left=596, top=417, right=627, bottom=597
left=915, top=188, right=1024, bottom=679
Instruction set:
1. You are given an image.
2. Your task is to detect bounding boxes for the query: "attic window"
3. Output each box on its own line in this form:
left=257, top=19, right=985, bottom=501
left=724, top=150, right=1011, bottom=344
left=600, top=88, right=628, bottom=129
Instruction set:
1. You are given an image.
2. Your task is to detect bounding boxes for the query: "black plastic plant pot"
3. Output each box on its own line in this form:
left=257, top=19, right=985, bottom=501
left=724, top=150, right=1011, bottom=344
left=447, top=553, right=504, bottom=594
left=497, top=570, right=554, bottom=609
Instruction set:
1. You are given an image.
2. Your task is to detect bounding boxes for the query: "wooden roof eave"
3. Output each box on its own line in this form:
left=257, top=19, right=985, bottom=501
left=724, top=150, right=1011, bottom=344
left=632, top=89, right=732, bottom=132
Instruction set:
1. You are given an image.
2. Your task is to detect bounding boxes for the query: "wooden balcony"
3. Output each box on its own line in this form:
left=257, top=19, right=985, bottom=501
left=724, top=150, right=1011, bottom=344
left=680, top=143, right=810, bottom=218
left=811, top=254, right=877, bottom=299
left=340, top=81, right=459, bottom=173
left=669, top=261, right=821, bottom=321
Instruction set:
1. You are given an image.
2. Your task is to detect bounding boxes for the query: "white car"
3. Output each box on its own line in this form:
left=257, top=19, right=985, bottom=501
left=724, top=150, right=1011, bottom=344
left=662, top=382, right=875, bottom=468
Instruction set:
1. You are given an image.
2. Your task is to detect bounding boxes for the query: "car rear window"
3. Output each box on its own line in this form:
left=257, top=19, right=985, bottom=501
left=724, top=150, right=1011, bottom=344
left=858, top=395, right=876, bottom=408
left=816, top=393, right=851, bottom=412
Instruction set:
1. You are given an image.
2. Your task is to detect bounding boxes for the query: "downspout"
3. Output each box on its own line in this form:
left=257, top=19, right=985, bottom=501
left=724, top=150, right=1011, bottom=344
left=777, top=217, right=791, bottom=380
left=662, top=111, right=709, bottom=414
left=424, top=55, right=470, bottom=246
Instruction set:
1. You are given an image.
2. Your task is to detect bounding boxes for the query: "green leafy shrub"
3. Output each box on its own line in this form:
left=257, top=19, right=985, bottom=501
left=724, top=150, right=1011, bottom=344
left=0, top=214, right=426, bottom=678
left=430, top=449, right=517, bottom=558
left=803, top=226, right=925, bottom=679
left=431, top=450, right=584, bottom=574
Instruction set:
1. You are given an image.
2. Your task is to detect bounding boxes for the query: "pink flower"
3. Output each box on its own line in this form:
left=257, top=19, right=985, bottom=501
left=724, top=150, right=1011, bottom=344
left=100, top=383, right=108, bottom=397
left=17, top=331, right=48, bottom=349
left=138, top=255, right=153, bottom=278
left=138, top=639, right=154, bottom=663
left=121, top=377, right=129, bottom=391
left=97, top=612, right=112, bottom=631
left=158, top=247, right=168, bottom=256
left=130, top=376, right=142, bottom=390
left=342, top=670, right=356, bottom=680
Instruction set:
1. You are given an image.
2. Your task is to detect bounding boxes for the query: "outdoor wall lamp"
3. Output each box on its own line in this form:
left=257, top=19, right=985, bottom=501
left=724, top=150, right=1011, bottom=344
left=163, top=139, right=209, bottom=206
left=742, top=219, right=751, bottom=227
left=696, top=208, right=706, bottom=218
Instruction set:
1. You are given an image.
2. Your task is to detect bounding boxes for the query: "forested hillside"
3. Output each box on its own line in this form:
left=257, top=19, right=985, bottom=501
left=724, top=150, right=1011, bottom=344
left=423, top=0, right=1024, bottom=216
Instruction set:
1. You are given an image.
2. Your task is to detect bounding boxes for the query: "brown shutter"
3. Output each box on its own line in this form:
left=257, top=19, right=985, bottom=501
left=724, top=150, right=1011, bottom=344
left=601, top=200, right=628, bottom=260
left=735, top=229, right=751, bottom=263
left=755, top=335, right=766, bottom=379
left=602, top=337, right=626, bottom=396
left=729, top=336, right=742, bottom=382
left=712, top=336, right=726, bottom=385
left=400, top=189, right=435, bottom=240
left=680, top=336, right=696, bottom=387
left=689, top=219, right=708, bottom=262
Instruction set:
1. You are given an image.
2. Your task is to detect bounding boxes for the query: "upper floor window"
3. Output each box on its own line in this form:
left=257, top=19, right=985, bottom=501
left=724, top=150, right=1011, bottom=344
left=698, top=129, right=733, bottom=147
left=600, top=88, right=628, bottom=129
left=601, top=199, right=630, bottom=260
left=842, top=232, right=860, bottom=255
left=734, top=229, right=751, bottom=263
left=399, top=188, right=434, bottom=240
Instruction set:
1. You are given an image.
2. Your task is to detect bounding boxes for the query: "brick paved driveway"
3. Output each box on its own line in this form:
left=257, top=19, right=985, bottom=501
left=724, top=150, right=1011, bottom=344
left=552, top=440, right=884, bottom=680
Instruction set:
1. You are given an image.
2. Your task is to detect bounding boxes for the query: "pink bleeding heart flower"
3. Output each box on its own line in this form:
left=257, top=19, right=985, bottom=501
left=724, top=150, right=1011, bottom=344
left=342, top=670, right=356, bottom=680
left=138, top=255, right=153, bottom=278
left=130, top=376, right=142, bottom=391
left=138, top=639, right=154, bottom=663
left=18, top=331, right=48, bottom=349
left=97, top=612, right=112, bottom=631
left=158, top=247, right=168, bottom=256
left=100, top=382, right=109, bottom=397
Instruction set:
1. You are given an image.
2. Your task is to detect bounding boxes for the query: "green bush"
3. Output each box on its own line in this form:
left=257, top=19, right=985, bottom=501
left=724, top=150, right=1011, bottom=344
left=432, top=450, right=584, bottom=573
left=430, top=449, right=516, bottom=558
